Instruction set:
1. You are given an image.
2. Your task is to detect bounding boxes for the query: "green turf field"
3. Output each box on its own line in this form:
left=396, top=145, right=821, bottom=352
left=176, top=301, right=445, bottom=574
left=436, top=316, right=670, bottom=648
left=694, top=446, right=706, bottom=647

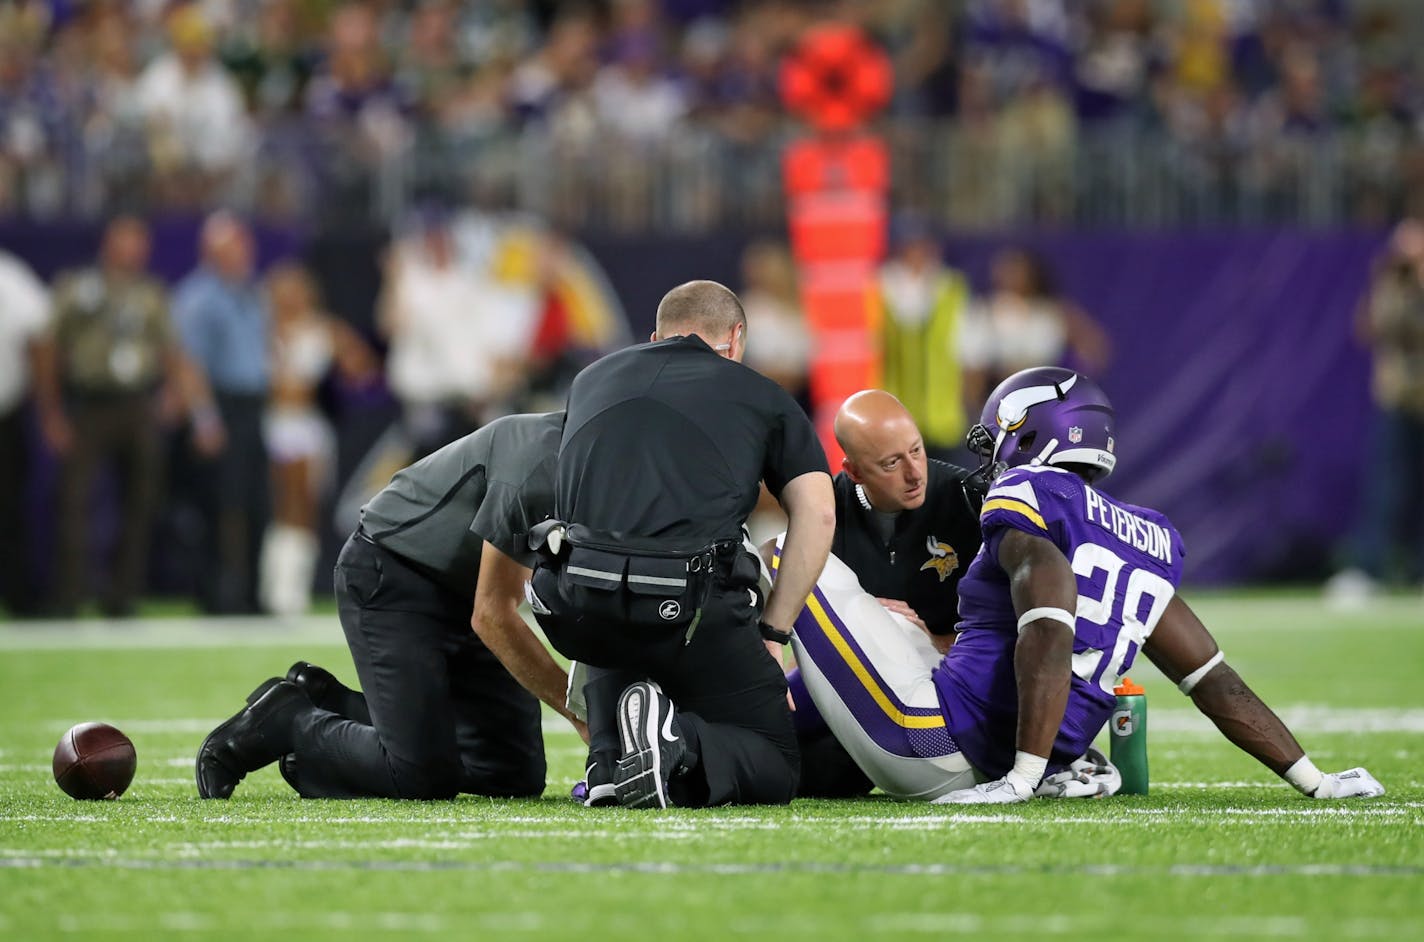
left=2, top=594, right=1422, bottom=941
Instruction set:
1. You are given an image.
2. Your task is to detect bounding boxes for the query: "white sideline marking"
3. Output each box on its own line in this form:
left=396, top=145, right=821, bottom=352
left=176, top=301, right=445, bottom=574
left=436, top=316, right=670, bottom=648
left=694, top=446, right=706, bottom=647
left=1149, top=706, right=1424, bottom=735
left=2, top=857, right=1420, bottom=884
left=11, top=910, right=1417, bottom=937
left=18, top=769, right=1397, bottom=790
left=3, top=594, right=1419, bottom=651
left=40, top=719, right=224, bottom=735
left=31, top=715, right=579, bottom=736
left=42, top=911, right=453, bottom=934
left=872, top=913, right=1319, bottom=937
left=18, top=706, right=1424, bottom=741
left=2, top=804, right=1418, bottom=834
left=0, top=758, right=193, bottom=772
left=0, top=617, right=345, bottom=650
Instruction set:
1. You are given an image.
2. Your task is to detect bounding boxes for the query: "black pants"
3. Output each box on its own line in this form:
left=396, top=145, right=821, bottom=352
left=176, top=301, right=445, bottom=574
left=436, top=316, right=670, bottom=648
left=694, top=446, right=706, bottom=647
left=284, top=532, right=545, bottom=799
left=52, top=392, right=164, bottom=614
left=0, top=404, right=36, bottom=616
left=796, top=728, right=874, bottom=799
left=193, top=392, right=269, bottom=614
left=531, top=562, right=799, bottom=806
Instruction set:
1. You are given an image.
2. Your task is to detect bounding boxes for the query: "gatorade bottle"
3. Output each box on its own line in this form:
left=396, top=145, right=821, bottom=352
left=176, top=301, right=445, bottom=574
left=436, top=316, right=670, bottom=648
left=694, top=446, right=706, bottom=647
left=1110, top=677, right=1148, bottom=795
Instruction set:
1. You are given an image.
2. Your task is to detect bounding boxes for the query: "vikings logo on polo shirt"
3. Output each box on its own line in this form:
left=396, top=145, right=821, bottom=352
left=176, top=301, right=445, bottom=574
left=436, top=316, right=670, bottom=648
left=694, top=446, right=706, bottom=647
left=919, top=535, right=959, bottom=582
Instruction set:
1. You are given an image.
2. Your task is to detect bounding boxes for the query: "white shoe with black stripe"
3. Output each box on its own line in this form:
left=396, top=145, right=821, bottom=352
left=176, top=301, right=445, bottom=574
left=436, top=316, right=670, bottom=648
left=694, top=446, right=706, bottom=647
left=613, top=681, right=687, bottom=809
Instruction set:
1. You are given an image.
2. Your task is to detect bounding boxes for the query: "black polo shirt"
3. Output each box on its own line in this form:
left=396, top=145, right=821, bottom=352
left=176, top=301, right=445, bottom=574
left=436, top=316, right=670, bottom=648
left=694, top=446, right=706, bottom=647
left=831, top=459, right=986, bottom=636
left=557, top=335, right=828, bottom=549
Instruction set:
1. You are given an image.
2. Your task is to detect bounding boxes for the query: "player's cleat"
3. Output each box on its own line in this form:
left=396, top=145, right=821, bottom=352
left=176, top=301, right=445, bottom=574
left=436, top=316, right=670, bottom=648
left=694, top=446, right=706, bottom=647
left=613, top=682, right=687, bottom=809
left=1311, top=767, right=1385, bottom=799
left=1035, top=745, right=1121, bottom=799
left=285, top=661, right=338, bottom=707
left=196, top=681, right=308, bottom=799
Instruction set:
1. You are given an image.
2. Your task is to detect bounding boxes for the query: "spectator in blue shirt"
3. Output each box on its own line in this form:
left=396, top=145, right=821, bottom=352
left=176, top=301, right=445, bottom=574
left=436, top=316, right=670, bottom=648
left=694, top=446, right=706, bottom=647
left=172, top=212, right=272, bottom=614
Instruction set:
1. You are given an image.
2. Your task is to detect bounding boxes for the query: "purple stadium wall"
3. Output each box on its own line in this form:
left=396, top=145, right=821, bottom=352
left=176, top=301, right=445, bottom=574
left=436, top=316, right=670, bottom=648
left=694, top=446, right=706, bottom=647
left=583, top=229, right=1386, bottom=583
left=1, top=222, right=1386, bottom=584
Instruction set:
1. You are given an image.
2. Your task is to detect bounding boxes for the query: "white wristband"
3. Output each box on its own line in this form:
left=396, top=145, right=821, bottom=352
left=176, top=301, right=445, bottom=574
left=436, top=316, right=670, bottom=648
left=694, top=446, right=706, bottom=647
left=1017, top=607, right=1076, bottom=634
left=1008, top=750, right=1049, bottom=790
left=1177, top=651, right=1225, bottom=695
left=1284, top=756, right=1324, bottom=796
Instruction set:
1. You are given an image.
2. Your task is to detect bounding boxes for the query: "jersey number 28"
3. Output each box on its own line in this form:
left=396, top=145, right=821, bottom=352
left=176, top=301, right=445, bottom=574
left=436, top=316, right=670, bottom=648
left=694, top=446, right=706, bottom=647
left=1067, top=543, right=1174, bottom=694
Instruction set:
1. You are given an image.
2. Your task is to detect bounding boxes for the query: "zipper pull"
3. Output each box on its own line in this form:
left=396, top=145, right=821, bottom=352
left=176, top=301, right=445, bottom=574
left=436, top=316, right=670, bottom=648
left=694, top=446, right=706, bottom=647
left=890, top=550, right=896, bottom=565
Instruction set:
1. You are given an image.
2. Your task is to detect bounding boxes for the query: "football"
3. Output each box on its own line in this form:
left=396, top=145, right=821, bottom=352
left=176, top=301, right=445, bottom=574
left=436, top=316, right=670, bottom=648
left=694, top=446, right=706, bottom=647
left=52, top=722, right=137, bottom=800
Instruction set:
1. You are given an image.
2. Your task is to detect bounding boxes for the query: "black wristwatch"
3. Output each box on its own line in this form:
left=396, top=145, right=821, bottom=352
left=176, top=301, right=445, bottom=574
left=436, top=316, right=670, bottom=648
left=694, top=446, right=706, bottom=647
left=759, top=621, right=793, bottom=645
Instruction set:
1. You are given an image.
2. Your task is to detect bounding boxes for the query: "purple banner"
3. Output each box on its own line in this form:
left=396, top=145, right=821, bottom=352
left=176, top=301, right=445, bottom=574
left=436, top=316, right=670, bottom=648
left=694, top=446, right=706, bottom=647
left=584, top=229, right=1385, bottom=583
left=949, top=231, right=1382, bottom=582
left=0, top=221, right=1385, bottom=584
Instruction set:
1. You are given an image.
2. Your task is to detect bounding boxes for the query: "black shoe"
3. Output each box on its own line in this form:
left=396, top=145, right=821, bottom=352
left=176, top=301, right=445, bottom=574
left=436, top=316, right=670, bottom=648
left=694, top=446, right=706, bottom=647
left=285, top=661, right=336, bottom=707
left=196, top=681, right=308, bottom=799
left=245, top=677, right=282, bottom=706
left=613, top=682, right=687, bottom=809
left=581, top=759, right=618, bottom=808
left=278, top=754, right=299, bottom=792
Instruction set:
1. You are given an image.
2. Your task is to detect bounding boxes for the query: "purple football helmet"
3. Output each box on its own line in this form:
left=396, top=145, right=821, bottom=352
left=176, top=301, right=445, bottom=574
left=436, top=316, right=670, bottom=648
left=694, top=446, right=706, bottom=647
left=965, top=367, right=1117, bottom=483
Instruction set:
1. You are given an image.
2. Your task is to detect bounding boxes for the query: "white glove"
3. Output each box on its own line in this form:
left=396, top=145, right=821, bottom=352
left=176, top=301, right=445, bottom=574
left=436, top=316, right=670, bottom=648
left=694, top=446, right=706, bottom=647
left=932, top=772, right=1034, bottom=805
left=1311, top=767, right=1385, bottom=799
left=1034, top=746, right=1121, bottom=799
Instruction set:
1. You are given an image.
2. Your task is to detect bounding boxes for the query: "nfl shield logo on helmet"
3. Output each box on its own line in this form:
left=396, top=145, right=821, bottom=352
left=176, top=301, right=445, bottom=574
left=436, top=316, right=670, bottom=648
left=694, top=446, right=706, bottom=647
left=1068, top=426, right=1083, bottom=444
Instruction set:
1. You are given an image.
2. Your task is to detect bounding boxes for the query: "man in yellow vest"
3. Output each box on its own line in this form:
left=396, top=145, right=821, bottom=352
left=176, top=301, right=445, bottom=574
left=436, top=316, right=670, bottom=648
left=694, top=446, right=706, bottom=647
left=873, top=225, right=971, bottom=461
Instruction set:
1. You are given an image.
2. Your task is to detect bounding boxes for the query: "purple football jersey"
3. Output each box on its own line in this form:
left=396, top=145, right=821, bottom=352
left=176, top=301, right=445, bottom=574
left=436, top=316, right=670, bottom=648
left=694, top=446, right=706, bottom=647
left=932, top=466, right=1186, bottom=778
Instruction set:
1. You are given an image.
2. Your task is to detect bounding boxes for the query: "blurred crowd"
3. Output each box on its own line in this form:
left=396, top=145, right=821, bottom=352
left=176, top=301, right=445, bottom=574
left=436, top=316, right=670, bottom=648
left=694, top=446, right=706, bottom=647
left=0, top=199, right=1116, bottom=617
left=0, top=206, right=625, bottom=619
left=2, top=0, right=1424, bottom=226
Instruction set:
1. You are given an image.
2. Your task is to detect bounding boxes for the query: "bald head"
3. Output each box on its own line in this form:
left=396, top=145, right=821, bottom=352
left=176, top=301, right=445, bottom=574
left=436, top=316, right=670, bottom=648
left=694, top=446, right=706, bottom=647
left=836, top=390, right=928, bottom=512
left=653, top=280, right=746, bottom=358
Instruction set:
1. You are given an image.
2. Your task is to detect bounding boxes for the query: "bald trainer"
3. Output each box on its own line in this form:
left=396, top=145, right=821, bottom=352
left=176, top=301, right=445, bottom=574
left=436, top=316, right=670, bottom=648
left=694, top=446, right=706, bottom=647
left=828, top=390, right=985, bottom=639
left=783, top=390, right=987, bottom=796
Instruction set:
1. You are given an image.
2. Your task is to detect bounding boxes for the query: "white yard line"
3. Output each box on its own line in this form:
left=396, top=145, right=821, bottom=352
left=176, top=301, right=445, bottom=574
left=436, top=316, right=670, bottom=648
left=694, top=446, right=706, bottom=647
left=0, top=909, right=1413, bottom=938
left=27, top=715, right=579, bottom=735
left=16, top=707, right=1424, bottom=740
left=1, top=856, right=1420, bottom=882
left=2, top=803, right=1418, bottom=831
left=1150, top=706, right=1424, bottom=734
left=4, top=910, right=1415, bottom=937
left=0, top=617, right=346, bottom=650
left=3, top=594, right=1419, bottom=651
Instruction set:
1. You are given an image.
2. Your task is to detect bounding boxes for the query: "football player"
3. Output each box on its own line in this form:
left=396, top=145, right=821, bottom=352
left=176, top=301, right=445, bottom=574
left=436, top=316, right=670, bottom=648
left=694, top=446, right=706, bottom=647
left=775, top=367, right=1384, bottom=803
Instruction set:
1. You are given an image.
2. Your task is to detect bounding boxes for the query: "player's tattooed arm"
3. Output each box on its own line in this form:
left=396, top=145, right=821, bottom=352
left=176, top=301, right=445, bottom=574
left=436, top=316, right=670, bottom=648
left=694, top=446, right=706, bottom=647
left=999, top=529, right=1079, bottom=766
left=1143, top=596, right=1303, bottom=775
left=472, top=541, right=589, bottom=743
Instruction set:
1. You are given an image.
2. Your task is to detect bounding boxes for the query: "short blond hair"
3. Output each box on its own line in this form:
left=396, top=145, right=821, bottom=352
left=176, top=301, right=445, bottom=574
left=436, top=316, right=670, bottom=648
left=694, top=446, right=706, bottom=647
left=654, top=280, right=745, bottom=339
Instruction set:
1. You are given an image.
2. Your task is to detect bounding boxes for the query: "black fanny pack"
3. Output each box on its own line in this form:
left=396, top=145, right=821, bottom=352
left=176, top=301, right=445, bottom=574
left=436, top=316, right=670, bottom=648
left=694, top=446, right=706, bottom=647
left=531, top=522, right=734, bottom=636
